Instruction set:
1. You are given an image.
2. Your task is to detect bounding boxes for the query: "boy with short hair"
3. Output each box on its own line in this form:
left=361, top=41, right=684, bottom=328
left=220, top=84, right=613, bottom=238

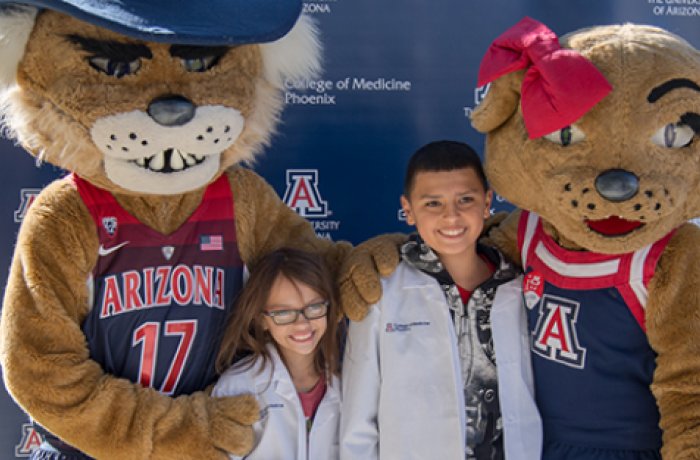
left=340, top=140, right=541, bottom=460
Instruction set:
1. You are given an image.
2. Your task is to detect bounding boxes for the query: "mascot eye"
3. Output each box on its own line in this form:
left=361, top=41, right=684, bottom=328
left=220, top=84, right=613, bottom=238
left=542, top=125, right=585, bottom=146
left=89, top=56, right=141, bottom=78
left=651, top=123, right=694, bottom=148
left=181, top=55, right=220, bottom=72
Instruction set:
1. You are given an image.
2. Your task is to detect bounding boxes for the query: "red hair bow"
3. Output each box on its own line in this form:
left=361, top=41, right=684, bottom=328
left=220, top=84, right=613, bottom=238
left=477, top=17, right=612, bottom=139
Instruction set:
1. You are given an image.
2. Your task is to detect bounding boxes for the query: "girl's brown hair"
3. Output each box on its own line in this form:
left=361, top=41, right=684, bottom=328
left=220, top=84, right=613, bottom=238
left=216, top=247, right=343, bottom=378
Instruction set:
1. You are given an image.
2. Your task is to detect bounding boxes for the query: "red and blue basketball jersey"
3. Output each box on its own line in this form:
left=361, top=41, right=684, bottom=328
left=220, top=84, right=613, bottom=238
left=75, top=174, right=244, bottom=396
left=518, top=211, right=673, bottom=459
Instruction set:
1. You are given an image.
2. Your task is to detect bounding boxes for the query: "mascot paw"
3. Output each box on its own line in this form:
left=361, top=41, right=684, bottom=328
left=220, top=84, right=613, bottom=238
left=479, top=211, right=510, bottom=249
left=210, top=394, right=259, bottom=456
left=340, top=233, right=406, bottom=321
left=483, top=211, right=508, bottom=235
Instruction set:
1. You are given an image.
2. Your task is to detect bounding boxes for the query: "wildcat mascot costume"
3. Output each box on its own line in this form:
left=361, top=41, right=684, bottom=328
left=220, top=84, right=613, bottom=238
left=470, top=17, right=700, bottom=459
left=0, top=1, right=394, bottom=458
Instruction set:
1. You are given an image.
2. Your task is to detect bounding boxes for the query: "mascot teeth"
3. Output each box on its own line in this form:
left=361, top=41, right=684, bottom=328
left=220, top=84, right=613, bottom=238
left=131, top=149, right=206, bottom=173
left=149, top=151, right=165, bottom=170
left=184, top=153, right=197, bottom=166
left=170, top=150, right=184, bottom=170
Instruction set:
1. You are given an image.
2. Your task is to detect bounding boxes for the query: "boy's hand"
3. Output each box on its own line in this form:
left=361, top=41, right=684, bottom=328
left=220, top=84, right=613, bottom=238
left=339, top=233, right=406, bottom=321
left=209, top=394, right=259, bottom=456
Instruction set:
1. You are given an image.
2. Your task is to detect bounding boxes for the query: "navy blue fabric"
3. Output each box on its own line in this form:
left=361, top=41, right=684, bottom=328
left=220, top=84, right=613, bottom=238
left=526, top=272, right=662, bottom=454
left=83, top=266, right=241, bottom=396
left=542, top=441, right=661, bottom=460
left=0, top=0, right=302, bottom=45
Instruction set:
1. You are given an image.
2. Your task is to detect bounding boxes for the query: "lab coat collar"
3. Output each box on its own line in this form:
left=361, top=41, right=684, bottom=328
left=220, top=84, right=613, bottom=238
left=397, top=262, right=440, bottom=289
left=263, top=343, right=341, bottom=403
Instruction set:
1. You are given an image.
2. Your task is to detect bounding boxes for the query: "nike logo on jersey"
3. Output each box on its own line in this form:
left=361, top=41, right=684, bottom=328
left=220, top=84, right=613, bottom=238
left=98, top=241, right=130, bottom=256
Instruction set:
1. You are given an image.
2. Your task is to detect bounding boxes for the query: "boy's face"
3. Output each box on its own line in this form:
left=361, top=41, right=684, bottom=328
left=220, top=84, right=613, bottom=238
left=401, top=167, right=492, bottom=260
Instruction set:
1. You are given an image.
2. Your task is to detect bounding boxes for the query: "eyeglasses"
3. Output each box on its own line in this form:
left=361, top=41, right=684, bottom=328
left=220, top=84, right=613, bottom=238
left=263, top=301, right=329, bottom=325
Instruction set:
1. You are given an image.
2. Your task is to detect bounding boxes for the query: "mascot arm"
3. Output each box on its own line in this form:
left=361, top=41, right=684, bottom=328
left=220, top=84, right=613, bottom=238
left=480, top=209, right=522, bottom=266
left=0, top=180, right=256, bottom=460
left=228, top=166, right=404, bottom=320
left=646, top=223, right=700, bottom=459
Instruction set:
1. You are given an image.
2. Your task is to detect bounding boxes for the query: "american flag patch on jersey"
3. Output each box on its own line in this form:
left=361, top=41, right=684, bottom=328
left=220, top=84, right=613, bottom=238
left=200, top=235, right=223, bottom=251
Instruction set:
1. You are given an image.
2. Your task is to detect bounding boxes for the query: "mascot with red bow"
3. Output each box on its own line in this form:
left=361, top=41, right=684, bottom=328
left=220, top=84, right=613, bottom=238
left=472, top=17, right=700, bottom=459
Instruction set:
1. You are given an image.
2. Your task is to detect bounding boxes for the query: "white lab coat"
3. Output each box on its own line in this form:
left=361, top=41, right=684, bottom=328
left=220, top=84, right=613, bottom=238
left=213, top=344, right=341, bottom=460
left=340, top=263, right=541, bottom=460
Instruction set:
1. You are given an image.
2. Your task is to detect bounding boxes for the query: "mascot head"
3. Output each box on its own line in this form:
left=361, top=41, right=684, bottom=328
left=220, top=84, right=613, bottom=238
left=0, top=0, right=320, bottom=195
left=472, top=18, right=700, bottom=254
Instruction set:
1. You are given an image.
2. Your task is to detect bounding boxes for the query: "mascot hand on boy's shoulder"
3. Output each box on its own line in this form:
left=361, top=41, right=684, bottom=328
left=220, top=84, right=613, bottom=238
left=472, top=17, right=700, bottom=457
left=0, top=1, right=381, bottom=458
left=340, top=232, right=405, bottom=321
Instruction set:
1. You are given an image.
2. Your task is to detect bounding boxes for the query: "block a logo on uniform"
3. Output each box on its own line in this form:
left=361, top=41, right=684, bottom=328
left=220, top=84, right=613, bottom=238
left=14, top=188, right=41, bottom=223
left=15, top=422, right=43, bottom=457
left=283, top=169, right=329, bottom=218
left=531, top=294, right=587, bottom=369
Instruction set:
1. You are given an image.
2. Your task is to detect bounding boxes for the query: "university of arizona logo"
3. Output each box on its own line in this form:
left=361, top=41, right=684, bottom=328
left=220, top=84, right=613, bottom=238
left=102, top=216, right=118, bottom=236
left=15, top=422, right=43, bottom=457
left=532, top=294, right=587, bottom=369
left=14, top=188, right=41, bottom=223
left=283, top=169, right=329, bottom=218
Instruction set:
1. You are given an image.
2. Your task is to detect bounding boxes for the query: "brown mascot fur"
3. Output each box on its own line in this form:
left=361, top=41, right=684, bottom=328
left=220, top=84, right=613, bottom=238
left=472, top=18, right=700, bottom=458
left=0, top=2, right=395, bottom=459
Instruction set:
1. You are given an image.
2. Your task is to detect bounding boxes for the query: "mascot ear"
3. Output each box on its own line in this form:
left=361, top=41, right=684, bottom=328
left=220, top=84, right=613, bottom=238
left=0, top=5, right=37, bottom=89
left=260, top=14, right=322, bottom=88
left=470, top=70, right=523, bottom=134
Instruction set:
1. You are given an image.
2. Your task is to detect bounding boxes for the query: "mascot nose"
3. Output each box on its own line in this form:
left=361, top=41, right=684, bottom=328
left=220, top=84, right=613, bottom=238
left=147, top=96, right=196, bottom=126
left=594, top=169, right=639, bottom=202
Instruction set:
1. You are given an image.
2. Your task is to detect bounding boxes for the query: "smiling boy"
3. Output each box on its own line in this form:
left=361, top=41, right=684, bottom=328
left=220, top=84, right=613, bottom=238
left=340, top=140, right=540, bottom=460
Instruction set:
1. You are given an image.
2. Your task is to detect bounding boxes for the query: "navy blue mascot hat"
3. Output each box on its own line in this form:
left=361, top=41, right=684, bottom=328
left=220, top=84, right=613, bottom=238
left=0, top=0, right=302, bottom=44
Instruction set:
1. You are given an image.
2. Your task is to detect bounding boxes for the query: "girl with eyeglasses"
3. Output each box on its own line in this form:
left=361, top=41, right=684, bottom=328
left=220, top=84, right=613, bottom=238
left=213, top=247, right=343, bottom=460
